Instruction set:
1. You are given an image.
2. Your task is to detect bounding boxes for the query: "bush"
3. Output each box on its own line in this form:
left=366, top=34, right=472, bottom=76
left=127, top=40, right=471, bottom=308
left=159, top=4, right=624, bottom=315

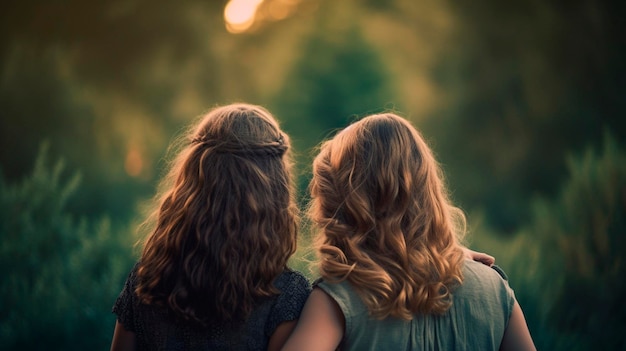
left=0, top=144, right=136, bottom=350
left=538, top=133, right=626, bottom=350
left=469, top=133, right=626, bottom=350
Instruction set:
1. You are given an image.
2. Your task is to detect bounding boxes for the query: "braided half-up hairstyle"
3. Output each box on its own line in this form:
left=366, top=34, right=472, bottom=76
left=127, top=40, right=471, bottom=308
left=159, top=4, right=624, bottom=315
left=309, top=113, right=466, bottom=320
left=136, top=103, right=299, bottom=326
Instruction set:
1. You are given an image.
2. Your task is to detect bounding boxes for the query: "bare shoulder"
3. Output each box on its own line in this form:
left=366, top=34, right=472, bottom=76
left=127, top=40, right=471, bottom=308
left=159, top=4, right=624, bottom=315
left=281, top=287, right=345, bottom=351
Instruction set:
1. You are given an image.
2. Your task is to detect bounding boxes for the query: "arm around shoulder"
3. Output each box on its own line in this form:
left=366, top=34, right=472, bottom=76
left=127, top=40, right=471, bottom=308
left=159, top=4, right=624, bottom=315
left=500, top=301, right=536, bottom=351
left=463, top=247, right=495, bottom=267
left=281, top=288, right=345, bottom=351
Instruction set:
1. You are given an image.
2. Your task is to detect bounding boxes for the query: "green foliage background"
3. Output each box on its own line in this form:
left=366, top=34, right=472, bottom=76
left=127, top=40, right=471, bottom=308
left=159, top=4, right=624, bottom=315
left=1, top=0, right=624, bottom=349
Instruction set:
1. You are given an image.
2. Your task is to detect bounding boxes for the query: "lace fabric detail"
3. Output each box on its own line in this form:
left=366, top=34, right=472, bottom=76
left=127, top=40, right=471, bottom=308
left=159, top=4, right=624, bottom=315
left=112, top=264, right=311, bottom=350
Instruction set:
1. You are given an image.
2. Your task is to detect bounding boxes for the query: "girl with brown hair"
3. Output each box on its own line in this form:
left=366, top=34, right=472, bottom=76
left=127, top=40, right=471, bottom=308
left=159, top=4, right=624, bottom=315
left=282, top=113, right=535, bottom=350
left=110, top=103, right=311, bottom=351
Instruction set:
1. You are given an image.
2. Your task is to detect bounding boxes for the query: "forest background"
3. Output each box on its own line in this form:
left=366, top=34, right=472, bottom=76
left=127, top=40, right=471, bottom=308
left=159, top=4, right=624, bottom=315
left=1, top=0, right=625, bottom=350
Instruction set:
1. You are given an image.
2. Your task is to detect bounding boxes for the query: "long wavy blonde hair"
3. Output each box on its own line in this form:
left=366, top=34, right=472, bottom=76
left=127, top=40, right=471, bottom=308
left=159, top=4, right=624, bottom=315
left=310, top=113, right=466, bottom=320
left=135, top=103, right=299, bottom=325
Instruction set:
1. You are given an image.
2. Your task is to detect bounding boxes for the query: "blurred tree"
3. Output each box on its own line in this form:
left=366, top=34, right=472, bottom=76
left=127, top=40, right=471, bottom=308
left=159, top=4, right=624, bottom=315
left=0, top=0, right=230, bottom=220
left=0, top=0, right=224, bottom=89
left=270, top=0, right=399, bottom=198
left=0, top=145, right=136, bottom=350
left=427, top=0, right=626, bottom=232
left=0, top=51, right=156, bottom=221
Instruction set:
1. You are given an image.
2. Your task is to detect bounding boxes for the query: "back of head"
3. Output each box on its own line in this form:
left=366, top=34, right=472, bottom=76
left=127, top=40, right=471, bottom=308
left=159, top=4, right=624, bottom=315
left=310, top=113, right=465, bottom=319
left=136, top=103, right=299, bottom=326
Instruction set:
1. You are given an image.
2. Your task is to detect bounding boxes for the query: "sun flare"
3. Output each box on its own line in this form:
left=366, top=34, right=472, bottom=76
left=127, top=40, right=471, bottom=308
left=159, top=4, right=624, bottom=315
left=224, top=0, right=264, bottom=33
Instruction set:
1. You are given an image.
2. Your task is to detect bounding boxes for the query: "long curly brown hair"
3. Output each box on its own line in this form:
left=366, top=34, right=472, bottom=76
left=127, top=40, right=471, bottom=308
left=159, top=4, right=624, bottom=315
left=309, top=113, right=466, bottom=320
left=135, top=103, right=299, bottom=325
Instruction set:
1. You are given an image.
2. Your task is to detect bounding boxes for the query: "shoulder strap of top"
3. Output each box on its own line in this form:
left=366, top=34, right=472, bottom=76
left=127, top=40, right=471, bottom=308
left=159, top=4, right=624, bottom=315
left=491, top=265, right=509, bottom=280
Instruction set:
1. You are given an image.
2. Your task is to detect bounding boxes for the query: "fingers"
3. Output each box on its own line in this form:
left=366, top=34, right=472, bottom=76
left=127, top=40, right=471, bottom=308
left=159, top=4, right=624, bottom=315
left=463, top=247, right=495, bottom=266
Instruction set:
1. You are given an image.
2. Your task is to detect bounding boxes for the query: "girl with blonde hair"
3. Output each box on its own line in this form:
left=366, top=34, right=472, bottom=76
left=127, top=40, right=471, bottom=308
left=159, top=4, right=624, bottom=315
left=283, top=113, right=535, bottom=350
left=110, top=103, right=311, bottom=351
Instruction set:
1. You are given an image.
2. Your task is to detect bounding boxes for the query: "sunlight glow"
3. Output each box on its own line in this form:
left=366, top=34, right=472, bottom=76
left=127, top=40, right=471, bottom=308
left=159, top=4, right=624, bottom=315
left=125, top=147, right=143, bottom=177
left=268, top=1, right=289, bottom=20
left=224, top=0, right=264, bottom=33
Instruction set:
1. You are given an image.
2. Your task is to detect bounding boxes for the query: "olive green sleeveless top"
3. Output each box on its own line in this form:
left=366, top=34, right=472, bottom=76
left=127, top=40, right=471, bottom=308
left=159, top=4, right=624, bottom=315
left=317, top=260, right=515, bottom=351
